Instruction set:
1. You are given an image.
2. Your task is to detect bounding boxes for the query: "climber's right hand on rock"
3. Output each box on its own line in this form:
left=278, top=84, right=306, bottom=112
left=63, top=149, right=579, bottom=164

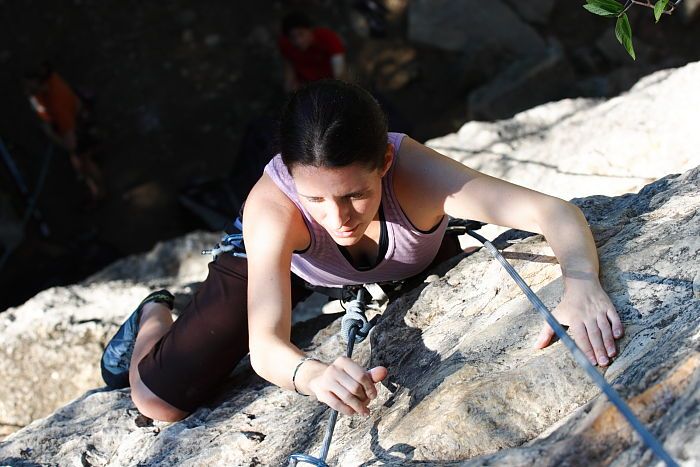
left=308, top=356, right=387, bottom=416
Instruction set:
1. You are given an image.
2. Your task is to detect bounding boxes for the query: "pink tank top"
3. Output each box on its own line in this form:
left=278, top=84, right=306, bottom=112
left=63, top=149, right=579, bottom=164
left=263, top=132, right=448, bottom=287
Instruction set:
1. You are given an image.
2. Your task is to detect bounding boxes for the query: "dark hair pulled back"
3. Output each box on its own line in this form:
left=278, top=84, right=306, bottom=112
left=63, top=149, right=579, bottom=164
left=281, top=11, right=314, bottom=37
left=280, top=80, right=388, bottom=172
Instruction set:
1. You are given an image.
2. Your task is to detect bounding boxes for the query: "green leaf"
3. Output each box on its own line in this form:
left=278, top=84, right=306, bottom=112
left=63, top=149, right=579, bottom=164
left=583, top=0, right=625, bottom=16
left=615, top=14, right=636, bottom=60
left=654, top=0, right=669, bottom=22
left=583, top=4, right=619, bottom=17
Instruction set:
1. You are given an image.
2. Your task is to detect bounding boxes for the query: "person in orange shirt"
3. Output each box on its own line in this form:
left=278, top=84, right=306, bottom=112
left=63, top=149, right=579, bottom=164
left=24, top=62, right=104, bottom=203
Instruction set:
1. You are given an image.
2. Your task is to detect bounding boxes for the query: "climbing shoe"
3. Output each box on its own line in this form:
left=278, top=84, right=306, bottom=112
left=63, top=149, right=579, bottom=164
left=100, top=289, right=174, bottom=389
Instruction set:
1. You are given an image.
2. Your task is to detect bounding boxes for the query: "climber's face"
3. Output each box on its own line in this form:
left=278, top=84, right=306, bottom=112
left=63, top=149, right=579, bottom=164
left=289, top=27, right=314, bottom=51
left=291, top=146, right=393, bottom=247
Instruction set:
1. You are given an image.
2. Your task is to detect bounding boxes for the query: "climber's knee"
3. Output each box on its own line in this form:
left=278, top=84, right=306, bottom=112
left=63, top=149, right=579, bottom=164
left=130, top=368, right=188, bottom=422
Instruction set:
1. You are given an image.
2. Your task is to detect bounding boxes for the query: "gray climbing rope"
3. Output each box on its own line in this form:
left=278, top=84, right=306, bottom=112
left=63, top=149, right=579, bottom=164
left=288, top=289, right=370, bottom=467
left=466, top=229, right=678, bottom=467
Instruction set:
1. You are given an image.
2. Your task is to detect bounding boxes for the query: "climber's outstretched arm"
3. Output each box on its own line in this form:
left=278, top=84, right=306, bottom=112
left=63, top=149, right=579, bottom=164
left=394, top=136, right=624, bottom=367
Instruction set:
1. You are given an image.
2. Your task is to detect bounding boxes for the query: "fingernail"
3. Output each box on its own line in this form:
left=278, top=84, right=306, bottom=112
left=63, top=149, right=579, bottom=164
left=614, top=330, right=621, bottom=338
left=599, top=356, right=609, bottom=365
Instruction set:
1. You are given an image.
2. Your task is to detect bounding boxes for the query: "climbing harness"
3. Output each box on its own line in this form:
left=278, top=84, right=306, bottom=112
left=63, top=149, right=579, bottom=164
left=200, top=232, right=247, bottom=259
left=201, top=217, right=247, bottom=259
left=462, top=228, right=679, bottom=467
left=288, top=288, right=374, bottom=467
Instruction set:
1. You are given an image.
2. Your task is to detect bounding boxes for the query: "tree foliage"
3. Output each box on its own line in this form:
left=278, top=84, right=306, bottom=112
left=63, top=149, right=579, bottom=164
left=583, top=0, right=679, bottom=60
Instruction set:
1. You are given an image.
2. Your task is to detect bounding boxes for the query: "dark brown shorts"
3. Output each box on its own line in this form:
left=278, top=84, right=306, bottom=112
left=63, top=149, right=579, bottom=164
left=137, top=253, right=312, bottom=412
left=138, top=233, right=462, bottom=412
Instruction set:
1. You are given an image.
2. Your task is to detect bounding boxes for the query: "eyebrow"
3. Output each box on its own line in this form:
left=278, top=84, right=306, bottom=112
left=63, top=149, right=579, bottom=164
left=298, top=188, right=371, bottom=199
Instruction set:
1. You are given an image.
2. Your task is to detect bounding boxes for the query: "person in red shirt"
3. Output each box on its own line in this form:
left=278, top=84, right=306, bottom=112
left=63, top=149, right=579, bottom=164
left=278, top=12, right=346, bottom=92
left=24, top=62, right=104, bottom=203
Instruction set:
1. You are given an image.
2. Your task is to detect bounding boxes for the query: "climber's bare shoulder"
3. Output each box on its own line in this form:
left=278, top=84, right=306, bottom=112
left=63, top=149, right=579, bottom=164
left=243, top=173, right=310, bottom=258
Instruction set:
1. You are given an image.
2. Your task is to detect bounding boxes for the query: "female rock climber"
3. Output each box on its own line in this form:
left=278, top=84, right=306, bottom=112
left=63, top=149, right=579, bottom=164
left=101, top=80, right=624, bottom=422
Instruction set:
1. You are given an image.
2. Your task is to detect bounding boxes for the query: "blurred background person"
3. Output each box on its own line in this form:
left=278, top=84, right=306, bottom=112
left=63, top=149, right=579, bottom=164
left=278, top=11, right=347, bottom=92
left=24, top=61, right=104, bottom=205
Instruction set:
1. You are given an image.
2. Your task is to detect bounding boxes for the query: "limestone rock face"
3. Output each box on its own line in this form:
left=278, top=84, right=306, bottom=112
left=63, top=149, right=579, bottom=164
left=433, top=61, right=700, bottom=249
left=1, top=162, right=697, bottom=465
left=428, top=61, right=700, bottom=203
left=0, top=232, right=219, bottom=438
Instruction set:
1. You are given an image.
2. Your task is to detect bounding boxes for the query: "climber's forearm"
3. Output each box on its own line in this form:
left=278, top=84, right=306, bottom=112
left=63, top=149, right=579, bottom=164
left=535, top=200, right=601, bottom=285
left=249, top=336, right=326, bottom=395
